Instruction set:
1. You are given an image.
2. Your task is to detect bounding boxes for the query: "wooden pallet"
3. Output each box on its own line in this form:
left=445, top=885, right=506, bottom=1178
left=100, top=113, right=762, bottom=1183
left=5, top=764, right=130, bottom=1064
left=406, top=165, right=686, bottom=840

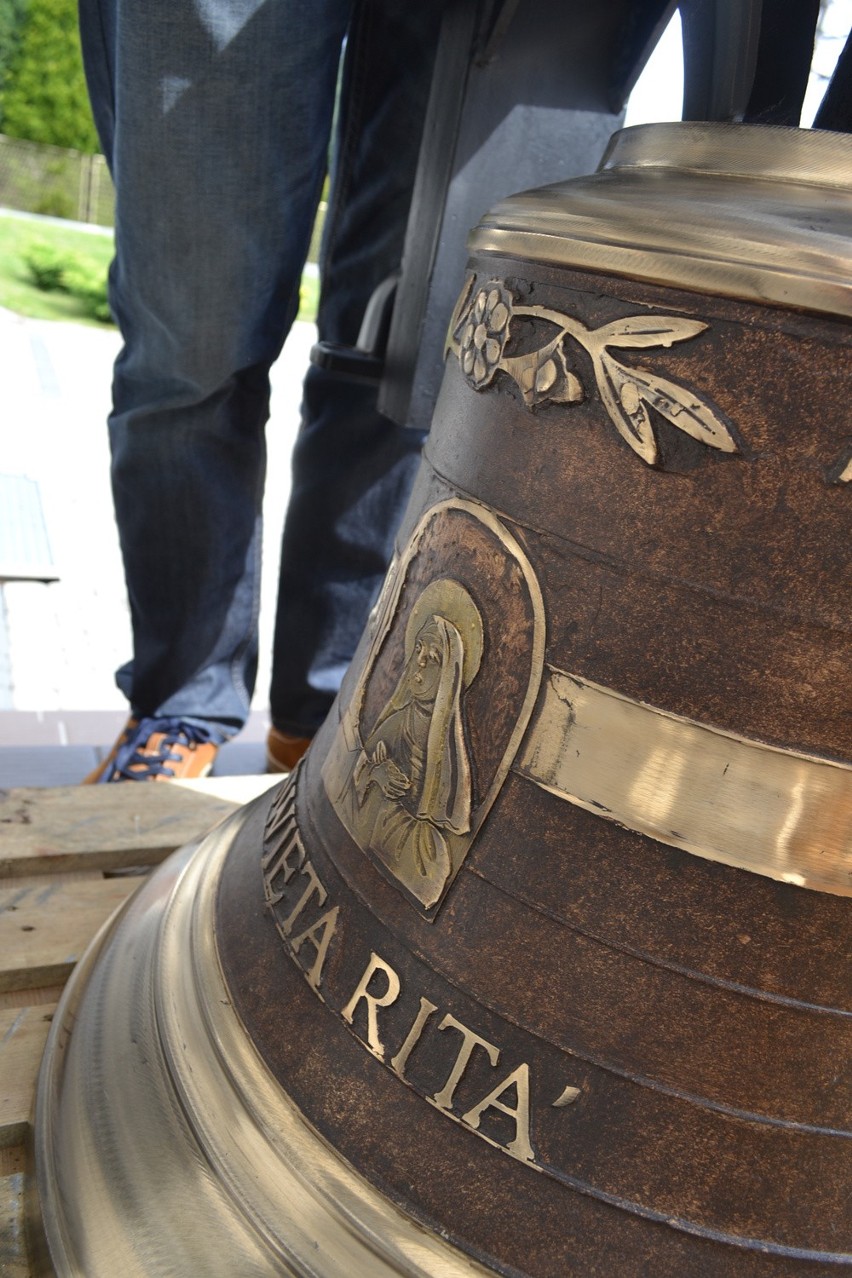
left=0, top=775, right=278, bottom=1274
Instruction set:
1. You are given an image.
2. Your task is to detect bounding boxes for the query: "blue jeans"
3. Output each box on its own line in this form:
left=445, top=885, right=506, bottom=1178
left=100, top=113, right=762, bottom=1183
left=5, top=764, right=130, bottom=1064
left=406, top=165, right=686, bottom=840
left=79, top=0, right=441, bottom=740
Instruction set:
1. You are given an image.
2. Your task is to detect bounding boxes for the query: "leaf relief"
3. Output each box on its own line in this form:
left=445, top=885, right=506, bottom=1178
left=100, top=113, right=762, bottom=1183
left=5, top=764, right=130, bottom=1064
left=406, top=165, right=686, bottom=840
left=447, top=276, right=741, bottom=466
left=590, top=316, right=708, bottom=350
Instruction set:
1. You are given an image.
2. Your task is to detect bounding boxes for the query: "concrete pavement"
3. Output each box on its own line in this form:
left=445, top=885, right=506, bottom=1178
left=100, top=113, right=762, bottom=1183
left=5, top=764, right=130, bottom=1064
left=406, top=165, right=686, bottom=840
left=0, top=300, right=315, bottom=772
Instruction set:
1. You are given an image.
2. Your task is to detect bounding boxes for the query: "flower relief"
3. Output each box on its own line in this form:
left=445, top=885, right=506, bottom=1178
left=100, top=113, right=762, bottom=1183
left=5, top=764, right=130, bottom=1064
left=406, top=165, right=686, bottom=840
left=447, top=276, right=740, bottom=467
left=458, top=282, right=512, bottom=388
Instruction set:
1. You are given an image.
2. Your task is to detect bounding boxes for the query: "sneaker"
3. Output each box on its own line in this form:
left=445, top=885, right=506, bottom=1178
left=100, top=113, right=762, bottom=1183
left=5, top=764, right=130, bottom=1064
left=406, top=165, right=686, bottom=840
left=266, top=725, right=312, bottom=773
left=83, top=717, right=220, bottom=783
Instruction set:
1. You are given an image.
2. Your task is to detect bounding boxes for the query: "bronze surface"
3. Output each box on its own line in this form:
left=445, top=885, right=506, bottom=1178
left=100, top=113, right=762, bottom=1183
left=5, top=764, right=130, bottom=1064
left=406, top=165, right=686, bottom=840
left=216, top=748, right=850, bottom=1275
left=34, top=122, right=852, bottom=1276
left=428, top=262, right=850, bottom=762
left=219, top=125, right=851, bottom=1272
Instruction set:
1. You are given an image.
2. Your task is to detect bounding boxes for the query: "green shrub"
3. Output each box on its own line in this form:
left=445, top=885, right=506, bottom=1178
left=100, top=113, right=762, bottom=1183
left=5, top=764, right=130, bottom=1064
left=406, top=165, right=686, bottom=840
left=22, top=238, right=69, bottom=290
left=21, top=238, right=112, bottom=320
left=63, top=259, right=111, bottom=322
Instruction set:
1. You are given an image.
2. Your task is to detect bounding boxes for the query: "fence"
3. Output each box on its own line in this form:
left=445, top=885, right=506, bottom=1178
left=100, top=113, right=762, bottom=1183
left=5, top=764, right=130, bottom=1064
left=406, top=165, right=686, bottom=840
left=0, top=132, right=327, bottom=261
left=0, top=133, right=114, bottom=226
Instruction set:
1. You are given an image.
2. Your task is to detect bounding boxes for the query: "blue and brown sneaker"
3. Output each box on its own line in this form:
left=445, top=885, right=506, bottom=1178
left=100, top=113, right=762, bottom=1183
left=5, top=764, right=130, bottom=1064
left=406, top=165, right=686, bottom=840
left=83, top=717, right=220, bottom=783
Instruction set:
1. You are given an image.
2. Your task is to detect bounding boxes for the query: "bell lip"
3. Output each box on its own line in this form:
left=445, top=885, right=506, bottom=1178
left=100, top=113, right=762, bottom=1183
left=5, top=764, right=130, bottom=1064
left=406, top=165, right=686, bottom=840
left=31, top=797, right=489, bottom=1278
left=469, top=121, right=852, bottom=319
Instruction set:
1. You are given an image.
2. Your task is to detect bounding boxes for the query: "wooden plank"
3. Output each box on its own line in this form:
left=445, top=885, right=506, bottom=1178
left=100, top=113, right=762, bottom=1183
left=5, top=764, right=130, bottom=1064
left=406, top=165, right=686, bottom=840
left=0, top=1006, right=54, bottom=1148
left=0, top=1153, right=28, bottom=1278
left=0, top=878, right=140, bottom=993
left=0, top=775, right=279, bottom=878
left=0, top=985, right=64, bottom=1014
left=0, top=1007, right=49, bottom=1277
left=0, top=870, right=103, bottom=894
left=0, top=1144, right=24, bottom=1178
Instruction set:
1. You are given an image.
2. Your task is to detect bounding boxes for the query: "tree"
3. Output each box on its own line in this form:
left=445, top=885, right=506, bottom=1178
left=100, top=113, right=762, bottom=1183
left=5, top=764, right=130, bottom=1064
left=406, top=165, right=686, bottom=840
left=0, top=0, right=99, bottom=153
left=0, top=0, right=28, bottom=97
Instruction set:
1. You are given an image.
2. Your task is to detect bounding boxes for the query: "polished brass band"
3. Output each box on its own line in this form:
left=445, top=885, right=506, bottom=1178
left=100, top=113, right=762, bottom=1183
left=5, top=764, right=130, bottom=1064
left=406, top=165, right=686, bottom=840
left=469, top=123, right=852, bottom=318
left=517, top=671, right=852, bottom=897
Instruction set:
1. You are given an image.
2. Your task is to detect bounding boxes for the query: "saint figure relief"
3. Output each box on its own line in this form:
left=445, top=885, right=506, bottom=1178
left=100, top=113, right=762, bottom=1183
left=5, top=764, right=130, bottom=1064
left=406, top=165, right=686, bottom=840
left=330, top=579, right=483, bottom=908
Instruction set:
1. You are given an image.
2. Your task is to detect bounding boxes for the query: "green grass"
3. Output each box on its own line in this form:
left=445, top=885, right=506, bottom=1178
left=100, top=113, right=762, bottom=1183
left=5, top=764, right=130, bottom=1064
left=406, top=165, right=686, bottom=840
left=298, top=270, right=319, bottom=325
left=0, top=211, right=320, bottom=326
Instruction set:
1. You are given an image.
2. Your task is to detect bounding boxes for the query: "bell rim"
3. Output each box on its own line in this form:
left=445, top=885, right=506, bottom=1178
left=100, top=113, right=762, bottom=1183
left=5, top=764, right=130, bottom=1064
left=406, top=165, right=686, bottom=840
left=32, top=797, right=490, bottom=1278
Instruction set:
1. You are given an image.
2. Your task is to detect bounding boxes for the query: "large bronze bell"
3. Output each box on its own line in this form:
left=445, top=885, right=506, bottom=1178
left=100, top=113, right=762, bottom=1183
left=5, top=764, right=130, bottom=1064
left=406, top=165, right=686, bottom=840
left=32, top=123, right=851, bottom=1275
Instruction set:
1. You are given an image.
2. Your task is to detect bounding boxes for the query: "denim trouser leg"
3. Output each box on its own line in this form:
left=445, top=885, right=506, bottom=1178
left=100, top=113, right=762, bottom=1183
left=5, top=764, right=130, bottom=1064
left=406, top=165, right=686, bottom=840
left=79, top=0, right=354, bottom=737
left=269, top=1, right=444, bottom=738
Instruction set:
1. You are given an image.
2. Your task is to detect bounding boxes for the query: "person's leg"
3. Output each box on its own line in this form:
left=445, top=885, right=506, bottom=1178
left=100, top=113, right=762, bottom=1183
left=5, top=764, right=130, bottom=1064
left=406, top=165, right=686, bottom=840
left=268, top=0, right=446, bottom=745
left=79, top=0, right=351, bottom=745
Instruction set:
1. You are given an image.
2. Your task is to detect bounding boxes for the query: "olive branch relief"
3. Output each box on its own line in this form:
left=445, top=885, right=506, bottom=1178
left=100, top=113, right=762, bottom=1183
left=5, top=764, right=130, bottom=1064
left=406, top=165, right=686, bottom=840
left=447, top=277, right=740, bottom=466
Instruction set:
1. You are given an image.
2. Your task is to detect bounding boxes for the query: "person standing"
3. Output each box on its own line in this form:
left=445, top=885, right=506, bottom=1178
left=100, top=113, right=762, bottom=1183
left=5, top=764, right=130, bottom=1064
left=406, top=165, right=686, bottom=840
left=79, top=0, right=445, bottom=782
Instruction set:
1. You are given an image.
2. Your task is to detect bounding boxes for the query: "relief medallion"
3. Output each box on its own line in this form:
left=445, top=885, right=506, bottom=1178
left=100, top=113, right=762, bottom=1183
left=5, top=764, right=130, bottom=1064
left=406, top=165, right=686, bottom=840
left=323, top=499, right=545, bottom=914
